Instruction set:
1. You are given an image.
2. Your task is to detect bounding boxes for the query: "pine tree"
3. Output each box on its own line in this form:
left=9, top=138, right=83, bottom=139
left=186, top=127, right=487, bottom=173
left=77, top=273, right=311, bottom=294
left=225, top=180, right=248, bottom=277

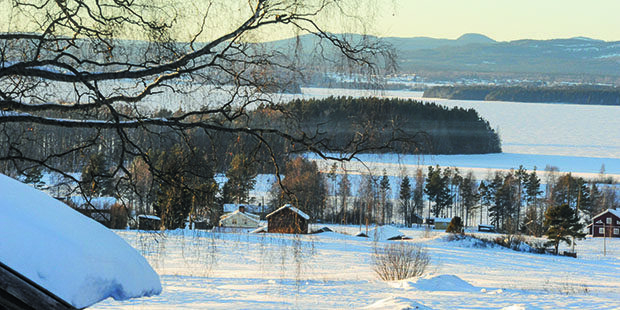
left=544, top=204, right=585, bottom=255
left=379, top=170, right=391, bottom=224
left=222, top=153, right=257, bottom=205
left=399, top=176, right=412, bottom=226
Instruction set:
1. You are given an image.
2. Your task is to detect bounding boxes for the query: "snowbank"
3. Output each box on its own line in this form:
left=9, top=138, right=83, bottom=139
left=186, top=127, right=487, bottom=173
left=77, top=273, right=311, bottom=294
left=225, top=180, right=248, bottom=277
left=0, top=174, right=161, bottom=308
left=363, top=297, right=432, bottom=310
left=396, top=274, right=478, bottom=292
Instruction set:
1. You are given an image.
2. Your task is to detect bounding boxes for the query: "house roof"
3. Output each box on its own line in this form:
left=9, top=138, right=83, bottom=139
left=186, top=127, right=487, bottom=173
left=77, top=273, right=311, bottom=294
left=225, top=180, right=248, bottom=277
left=69, top=196, right=118, bottom=210
left=592, top=208, right=620, bottom=221
left=223, top=203, right=263, bottom=213
left=220, top=210, right=260, bottom=222
left=266, top=204, right=310, bottom=220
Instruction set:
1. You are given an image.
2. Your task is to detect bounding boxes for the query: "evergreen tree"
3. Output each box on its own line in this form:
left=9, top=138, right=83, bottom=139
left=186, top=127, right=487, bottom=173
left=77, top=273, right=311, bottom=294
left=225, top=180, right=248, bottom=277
left=222, top=153, right=257, bottom=205
left=338, top=170, right=351, bottom=224
left=425, top=165, right=444, bottom=217
left=154, top=146, right=217, bottom=229
left=81, top=153, right=113, bottom=197
left=524, top=168, right=542, bottom=206
left=399, top=176, right=412, bottom=226
left=544, top=204, right=585, bottom=255
left=24, top=166, right=45, bottom=190
left=379, top=170, right=391, bottom=224
left=459, top=171, right=478, bottom=227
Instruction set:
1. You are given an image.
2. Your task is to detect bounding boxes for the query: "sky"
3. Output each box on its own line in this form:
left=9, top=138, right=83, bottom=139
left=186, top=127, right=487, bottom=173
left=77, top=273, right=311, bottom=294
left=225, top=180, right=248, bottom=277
left=1, top=0, right=619, bottom=42
left=372, top=0, right=620, bottom=41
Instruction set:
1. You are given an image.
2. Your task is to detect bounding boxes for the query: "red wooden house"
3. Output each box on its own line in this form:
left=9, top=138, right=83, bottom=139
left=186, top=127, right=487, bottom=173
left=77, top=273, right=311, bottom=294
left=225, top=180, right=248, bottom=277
left=266, top=204, right=309, bottom=234
left=588, top=209, right=620, bottom=238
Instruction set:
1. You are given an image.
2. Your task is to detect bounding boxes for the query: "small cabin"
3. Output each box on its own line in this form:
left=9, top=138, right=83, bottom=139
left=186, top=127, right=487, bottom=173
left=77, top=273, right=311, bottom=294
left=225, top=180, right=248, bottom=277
left=138, top=215, right=161, bottom=230
left=478, top=224, right=495, bottom=232
left=588, top=209, right=620, bottom=238
left=433, top=218, right=452, bottom=230
left=219, top=205, right=261, bottom=228
left=266, top=204, right=309, bottom=234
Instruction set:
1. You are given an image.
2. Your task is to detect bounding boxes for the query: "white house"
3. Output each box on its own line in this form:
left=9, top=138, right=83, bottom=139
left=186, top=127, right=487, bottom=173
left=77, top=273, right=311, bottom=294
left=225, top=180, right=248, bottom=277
left=219, top=206, right=261, bottom=228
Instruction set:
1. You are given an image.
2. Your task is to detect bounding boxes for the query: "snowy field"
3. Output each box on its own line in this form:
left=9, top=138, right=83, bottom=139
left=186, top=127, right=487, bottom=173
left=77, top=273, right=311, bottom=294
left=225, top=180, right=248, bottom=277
left=94, top=226, right=620, bottom=309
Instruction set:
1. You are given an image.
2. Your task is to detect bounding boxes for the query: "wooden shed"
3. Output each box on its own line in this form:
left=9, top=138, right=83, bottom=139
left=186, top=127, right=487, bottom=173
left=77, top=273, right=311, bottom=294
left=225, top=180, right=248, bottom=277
left=266, top=204, right=309, bottom=234
left=138, top=214, right=161, bottom=230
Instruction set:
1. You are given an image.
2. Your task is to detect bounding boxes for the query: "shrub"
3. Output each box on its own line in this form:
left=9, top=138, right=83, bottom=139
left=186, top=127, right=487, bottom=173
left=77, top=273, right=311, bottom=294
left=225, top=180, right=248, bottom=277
left=372, top=243, right=431, bottom=281
left=446, top=216, right=464, bottom=234
left=110, top=203, right=129, bottom=229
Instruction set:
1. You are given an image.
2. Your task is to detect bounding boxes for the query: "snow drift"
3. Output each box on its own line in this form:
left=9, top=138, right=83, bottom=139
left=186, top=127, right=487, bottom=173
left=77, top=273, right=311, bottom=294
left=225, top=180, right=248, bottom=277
left=0, top=174, right=161, bottom=308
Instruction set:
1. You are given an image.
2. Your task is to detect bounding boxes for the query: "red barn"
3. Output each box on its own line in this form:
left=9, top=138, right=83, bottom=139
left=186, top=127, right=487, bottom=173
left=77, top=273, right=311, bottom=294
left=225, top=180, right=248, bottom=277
left=266, top=204, right=309, bottom=234
left=588, top=209, right=620, bottom=238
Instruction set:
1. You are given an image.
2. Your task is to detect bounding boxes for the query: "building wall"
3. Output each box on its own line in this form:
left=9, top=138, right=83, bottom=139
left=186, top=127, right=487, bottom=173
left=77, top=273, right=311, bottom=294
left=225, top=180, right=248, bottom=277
left=267, top=209, right=308, bottom=234
left=591, top=212, right=620, bottom=238
left=220, top=213, right=259, bottom=228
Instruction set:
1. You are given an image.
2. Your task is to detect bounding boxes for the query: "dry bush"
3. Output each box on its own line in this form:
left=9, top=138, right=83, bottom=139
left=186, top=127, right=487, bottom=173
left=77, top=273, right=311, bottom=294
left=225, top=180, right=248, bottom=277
left=372, top=243, right=431, bottom=281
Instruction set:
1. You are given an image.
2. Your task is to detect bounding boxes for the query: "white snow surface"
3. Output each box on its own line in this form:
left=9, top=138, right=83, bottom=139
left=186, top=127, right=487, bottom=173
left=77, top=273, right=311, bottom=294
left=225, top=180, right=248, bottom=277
left=0, top=174, right=162, bottom=308
left=94, top=225, right=620, bottom=309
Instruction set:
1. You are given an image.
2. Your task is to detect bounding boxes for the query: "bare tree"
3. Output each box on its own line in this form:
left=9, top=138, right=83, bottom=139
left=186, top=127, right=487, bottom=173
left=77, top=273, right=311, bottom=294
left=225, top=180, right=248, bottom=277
left=1, top=1, right=400, bottom=221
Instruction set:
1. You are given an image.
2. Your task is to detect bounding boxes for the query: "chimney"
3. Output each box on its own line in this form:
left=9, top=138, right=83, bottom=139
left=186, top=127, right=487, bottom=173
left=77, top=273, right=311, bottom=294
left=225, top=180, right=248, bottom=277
left=239, top=205, right=246, bottom=213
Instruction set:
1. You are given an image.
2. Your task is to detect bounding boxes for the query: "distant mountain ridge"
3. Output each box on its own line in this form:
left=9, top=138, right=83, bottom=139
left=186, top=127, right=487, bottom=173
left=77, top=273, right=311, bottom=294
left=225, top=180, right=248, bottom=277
left=382, top=34, right=620, bottom=79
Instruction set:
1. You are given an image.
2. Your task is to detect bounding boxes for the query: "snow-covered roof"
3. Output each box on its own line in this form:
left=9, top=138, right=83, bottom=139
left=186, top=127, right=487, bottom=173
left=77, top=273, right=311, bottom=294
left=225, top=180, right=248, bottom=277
left=69, top=196, right=118, bottom=209
left=592, top=208, right=620, bottom=220
left=266, top=204, right=310, bottom=220
left=223, top=203, right=264, bottom=213
left=138, top=214, right=161, bottom=220
left=0, top=174, right=161, bottom=308
left=220, top=210, right=260, bottom=222
left=363, top=225, right=406, bottom=241
left=434, top=217, right=452, bottom=223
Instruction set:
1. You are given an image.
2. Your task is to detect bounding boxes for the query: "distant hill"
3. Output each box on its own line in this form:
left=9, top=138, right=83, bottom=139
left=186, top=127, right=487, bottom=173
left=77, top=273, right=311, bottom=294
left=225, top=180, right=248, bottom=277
left=261, top=33, right=620, bottom=82
left=389, top=35, right=620, bottom=79
left=423, top=85, right=620, bottom=106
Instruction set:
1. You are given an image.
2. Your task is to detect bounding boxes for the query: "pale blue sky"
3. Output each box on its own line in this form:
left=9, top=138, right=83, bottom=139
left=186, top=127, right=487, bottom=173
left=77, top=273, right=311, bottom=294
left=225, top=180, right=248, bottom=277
left=2, top=0, right=618, bottom=42
left=372, top=0, right=620, bottom=41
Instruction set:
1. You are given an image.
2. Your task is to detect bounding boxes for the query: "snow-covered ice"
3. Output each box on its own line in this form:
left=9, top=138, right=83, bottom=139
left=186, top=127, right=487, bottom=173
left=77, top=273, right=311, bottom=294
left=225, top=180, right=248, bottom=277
left=0, top=174, right=162, bottom=308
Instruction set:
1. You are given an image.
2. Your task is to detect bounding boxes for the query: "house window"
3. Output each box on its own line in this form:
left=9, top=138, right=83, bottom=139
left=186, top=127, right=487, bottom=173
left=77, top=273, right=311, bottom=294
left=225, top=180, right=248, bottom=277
left=232, top=219, right=237, bottom=225
left=614, top=228, right=619, bottom=235
left=599, top=227, right=605, bottom=234
left=607, top=217, right=612, bottom=224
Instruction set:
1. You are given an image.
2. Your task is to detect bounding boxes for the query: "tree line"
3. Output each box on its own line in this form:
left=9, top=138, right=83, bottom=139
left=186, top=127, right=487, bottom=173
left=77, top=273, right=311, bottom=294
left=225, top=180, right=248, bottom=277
left=269, top=161, right=618, bottom=238
left=423, top=85, right=620, bottom=106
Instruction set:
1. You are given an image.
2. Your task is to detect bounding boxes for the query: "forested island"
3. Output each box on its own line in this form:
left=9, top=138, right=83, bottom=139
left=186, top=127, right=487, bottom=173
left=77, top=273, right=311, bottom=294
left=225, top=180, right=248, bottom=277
left=423, top=85, right=620, bottom=106
left=252, top=96, right=502, bottom=156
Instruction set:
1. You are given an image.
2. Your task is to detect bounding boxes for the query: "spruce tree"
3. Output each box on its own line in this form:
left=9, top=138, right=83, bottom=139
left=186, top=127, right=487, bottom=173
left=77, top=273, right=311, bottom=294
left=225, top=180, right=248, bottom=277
left=399, top=176, right=412, bottom=226
left=544, top=204, right=585, bottom=255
